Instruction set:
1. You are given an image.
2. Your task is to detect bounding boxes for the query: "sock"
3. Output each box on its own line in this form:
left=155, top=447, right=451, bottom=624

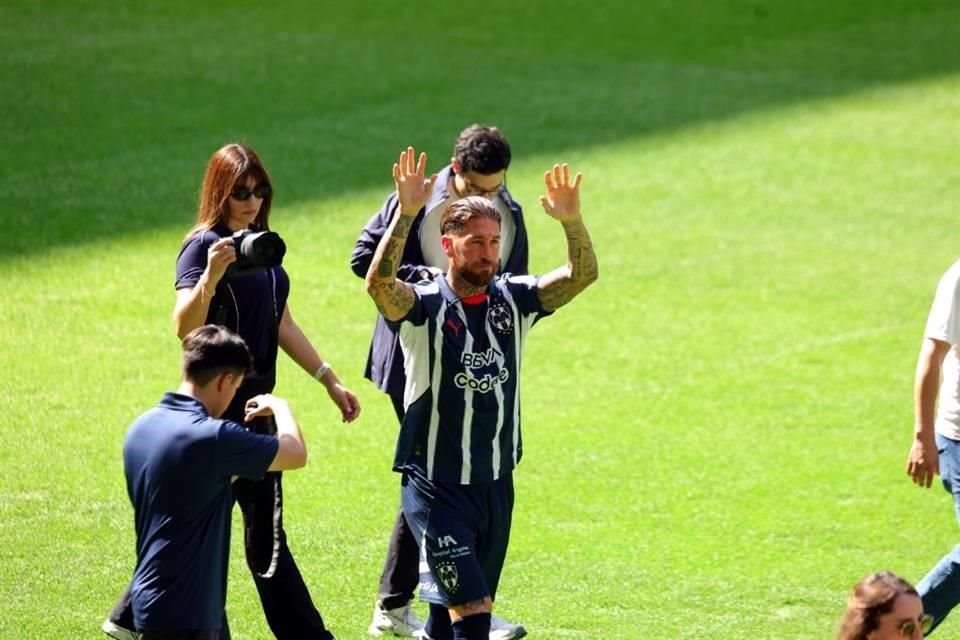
left=425, top=603, right=453, bottom=640
left=452, top=613, right=491, bottom=640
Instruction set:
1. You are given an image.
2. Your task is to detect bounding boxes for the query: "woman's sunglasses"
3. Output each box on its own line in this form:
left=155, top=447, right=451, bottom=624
left=230, top=184, right=272, bottom=201
left=899, top=614, right=933, bottom=637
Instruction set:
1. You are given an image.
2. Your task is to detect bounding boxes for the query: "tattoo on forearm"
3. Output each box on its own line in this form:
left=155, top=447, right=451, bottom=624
left=377, top=254, right=395, bottom=278
left=375, top=215, right=414, bottom=279
left=538, top=220, right=598, bottom=310
left=367, top=211, right=419, bottom=317
left=392, top=215, right=414, bottom=239
left=565, top=221, right=597, bottom=282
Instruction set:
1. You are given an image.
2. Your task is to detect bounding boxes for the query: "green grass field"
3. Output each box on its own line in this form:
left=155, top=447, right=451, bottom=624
left=2, top=1, right=959, bottom=638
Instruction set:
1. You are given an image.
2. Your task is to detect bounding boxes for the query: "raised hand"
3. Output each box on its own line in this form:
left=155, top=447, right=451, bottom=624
left=539, top=163, right=583, bottom=223
left=393, top=146, right=437, bottom=214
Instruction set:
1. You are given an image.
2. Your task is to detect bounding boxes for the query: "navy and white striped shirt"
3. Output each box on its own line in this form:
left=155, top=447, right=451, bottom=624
left=390, top=274, right=550, bottom=484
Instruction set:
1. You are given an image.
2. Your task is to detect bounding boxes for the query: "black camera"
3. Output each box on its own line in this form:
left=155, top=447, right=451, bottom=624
left=228, top=229, right=286, bottom=276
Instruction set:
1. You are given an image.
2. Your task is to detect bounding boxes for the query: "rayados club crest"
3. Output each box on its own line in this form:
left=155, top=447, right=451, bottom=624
left=436, top=561, right=460, bottom=593
left=489, top=302, right=513, bottom=334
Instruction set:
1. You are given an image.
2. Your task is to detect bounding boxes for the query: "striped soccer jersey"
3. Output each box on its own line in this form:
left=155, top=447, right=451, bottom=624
left=391, top=273, right=550, bottom=484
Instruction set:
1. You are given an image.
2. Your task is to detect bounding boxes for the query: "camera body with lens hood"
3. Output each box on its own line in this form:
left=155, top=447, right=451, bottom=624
left=228, top=229, right=287, bottom=277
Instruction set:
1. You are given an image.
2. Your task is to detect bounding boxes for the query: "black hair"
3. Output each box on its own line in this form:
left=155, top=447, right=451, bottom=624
left=453, top=124, right=512, bottom=174
left=181, top=324, right=253, bottom=386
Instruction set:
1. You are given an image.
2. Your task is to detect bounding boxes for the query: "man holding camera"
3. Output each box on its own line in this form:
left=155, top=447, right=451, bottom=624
left=121, top=324, right=309, bottom=640
left=364, top=147, right=597, bottom=640
left=351, top=125, right=528, bottom=639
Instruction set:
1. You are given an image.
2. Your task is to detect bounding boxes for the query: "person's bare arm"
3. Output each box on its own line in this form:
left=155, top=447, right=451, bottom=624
left=535, top=164, right=599, bottom=312
left=245, top=394, right=307, bottom=471
left=277, top=305, right=360, bottom=422
left=907, top=337, right=951, bottom=487
left=173, top=237, right=236, bottom=338
left=365, top=147, right=437, bottom=321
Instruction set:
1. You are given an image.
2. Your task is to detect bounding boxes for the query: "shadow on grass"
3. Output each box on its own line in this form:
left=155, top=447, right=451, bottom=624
left=0, top=0, right=956, bottom=260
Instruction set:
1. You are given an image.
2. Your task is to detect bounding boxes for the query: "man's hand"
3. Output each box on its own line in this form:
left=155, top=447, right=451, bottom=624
left=244, top=394, right=287, bottom=421
left=393, top=146, right=437, bottom=214
left=906, top=430, right=940, bottom=488
left=539, top=163, right=582, bottom=223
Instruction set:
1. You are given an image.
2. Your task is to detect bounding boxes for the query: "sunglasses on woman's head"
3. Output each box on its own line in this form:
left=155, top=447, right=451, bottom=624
left=899, top=614, right=933, bottom=637
left=230, top=184, right=272, bottom=201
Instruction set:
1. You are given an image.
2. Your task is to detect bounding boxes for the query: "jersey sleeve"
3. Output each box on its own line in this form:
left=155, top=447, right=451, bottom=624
left=503, top=274, right=552, bottom=321
left=926, top=262, right=960, bottom=345
left=214, top=421, right=280, bottom=480
left=175, top=230, right=217, bottom=290
left=385, top=281, right=436, bottom=330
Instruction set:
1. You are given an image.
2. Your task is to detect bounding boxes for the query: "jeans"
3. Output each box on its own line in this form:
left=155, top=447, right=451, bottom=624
left=918, top=433, right=960, bottom=634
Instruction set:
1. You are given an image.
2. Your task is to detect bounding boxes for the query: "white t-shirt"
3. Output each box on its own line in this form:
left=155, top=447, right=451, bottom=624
left=926, top=259, right=960, bottom=439
left=418, top=187, right=516, bottom=271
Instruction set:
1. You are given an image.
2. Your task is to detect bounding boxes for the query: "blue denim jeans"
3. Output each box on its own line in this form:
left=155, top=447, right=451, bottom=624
left=918, top=433, right=960, bottom=634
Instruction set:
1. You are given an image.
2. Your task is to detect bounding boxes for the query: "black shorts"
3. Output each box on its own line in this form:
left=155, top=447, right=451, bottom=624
left=401, top=470, right=514, bottom=606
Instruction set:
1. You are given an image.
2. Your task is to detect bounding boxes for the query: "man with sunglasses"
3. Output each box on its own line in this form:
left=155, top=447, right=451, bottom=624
left=351, top=125, right=528, bottom=640
left=906, top=257, right=960, bottom=635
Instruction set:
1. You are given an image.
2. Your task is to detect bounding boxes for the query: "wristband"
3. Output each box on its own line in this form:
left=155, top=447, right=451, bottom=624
left=313, top=363, right=331, bottom=381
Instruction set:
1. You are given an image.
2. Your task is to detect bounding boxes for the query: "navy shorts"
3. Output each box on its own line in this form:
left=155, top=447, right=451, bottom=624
left=400, top=470, right=514, bottom=606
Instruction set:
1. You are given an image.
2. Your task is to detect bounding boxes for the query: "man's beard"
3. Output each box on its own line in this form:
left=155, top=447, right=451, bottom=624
left=455, top=263, right=495, bottom=288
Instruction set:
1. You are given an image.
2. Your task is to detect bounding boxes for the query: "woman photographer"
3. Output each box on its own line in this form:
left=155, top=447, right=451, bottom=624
left=104, top=142, right=359, bottom=640
left=178, top=143, right=360, bottom=639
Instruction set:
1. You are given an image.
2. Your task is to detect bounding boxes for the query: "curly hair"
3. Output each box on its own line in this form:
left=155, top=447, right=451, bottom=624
left=837, top=572, right=919, bottom=640
left=453, top=124, right=511, bottom=174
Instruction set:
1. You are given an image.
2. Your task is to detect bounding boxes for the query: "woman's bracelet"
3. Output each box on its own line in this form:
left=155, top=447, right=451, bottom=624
left=313, top=363, right=332, bottom=382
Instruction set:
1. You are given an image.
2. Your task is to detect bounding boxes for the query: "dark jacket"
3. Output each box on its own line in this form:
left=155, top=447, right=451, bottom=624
left=350, top=164, right=529, bottom=399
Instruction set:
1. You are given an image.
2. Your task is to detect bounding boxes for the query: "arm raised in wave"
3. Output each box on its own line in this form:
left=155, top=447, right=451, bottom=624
left=365, top=146, right=437, bottom=321
left=536, top=164, right=599, bottom=312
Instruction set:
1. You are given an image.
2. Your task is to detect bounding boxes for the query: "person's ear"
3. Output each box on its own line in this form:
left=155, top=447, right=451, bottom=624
left=441, top=235, right=454, bottom=257
left=451, top=158, right=461, bottom=174
left=215, top=372, right=233, bottom=393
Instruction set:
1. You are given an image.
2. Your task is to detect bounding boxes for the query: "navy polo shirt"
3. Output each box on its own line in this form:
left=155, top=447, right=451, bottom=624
left=124, top=392, right=279, bottom=632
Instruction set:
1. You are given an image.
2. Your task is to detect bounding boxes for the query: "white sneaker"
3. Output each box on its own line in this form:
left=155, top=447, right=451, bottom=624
left=101, top=619, right=141, bottom=640
left=368, top=600, right=426, bottom=638
left=489, top=614, right=527, bottom=640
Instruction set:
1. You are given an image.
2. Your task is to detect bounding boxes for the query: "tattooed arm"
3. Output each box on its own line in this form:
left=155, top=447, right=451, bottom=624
left=365, top=147, right=438, bottom=321
left=536, top=164, right=599, bottom=312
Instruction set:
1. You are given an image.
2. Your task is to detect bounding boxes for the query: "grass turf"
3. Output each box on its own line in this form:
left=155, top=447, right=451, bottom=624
left=1, top=2, right=958, bottom=638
